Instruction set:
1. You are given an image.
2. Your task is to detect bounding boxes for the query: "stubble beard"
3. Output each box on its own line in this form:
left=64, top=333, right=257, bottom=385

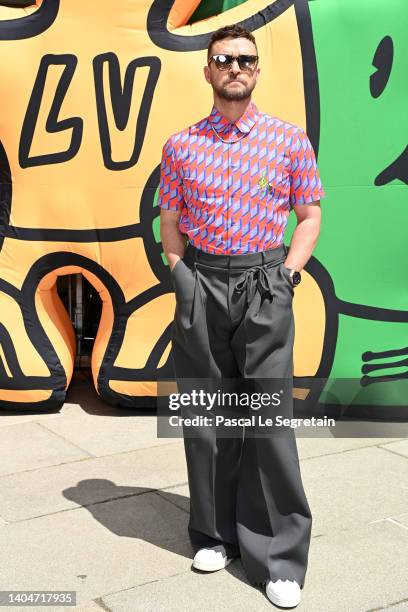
left=212, top=79, right=255, bottom=102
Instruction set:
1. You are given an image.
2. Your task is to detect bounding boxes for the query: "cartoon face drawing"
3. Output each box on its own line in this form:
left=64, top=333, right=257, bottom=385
left=308, top=0, right=407, bottom=309
left=297, top=0, right=408, bottom=414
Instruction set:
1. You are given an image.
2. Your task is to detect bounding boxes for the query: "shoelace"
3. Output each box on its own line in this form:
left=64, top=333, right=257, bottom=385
left=234, top=265, right=276, bottom=312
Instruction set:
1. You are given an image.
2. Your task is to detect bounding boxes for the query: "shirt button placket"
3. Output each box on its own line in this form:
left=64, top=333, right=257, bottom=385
left=228, top=144, right=231, bottom=251
left=229, top=136, right=240, bottom=252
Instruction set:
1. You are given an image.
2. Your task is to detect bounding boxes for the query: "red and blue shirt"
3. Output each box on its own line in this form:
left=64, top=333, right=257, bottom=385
left=157, top=100, right=325, bottom=254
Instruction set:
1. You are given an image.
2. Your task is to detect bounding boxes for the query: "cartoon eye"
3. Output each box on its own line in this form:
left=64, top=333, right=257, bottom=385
left=370, top=35, right=393, bottom=98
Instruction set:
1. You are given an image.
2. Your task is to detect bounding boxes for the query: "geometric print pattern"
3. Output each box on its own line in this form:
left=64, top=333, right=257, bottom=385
left=158, top=101, right=325, bottom=254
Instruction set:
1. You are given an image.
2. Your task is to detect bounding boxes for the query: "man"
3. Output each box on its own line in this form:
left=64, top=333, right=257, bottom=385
left=158, top=24, right=325, bottom=608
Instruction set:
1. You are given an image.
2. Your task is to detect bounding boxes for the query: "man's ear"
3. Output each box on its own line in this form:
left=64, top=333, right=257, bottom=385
left=203, top=65, right=211, bottom=84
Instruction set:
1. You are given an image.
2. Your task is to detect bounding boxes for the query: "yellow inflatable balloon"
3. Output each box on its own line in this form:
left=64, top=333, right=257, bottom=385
left=0, top=0, right=322, bottom=410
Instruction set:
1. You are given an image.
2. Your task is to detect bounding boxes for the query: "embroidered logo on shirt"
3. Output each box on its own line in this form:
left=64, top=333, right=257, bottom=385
left=258, top=169, right=274, bottom=195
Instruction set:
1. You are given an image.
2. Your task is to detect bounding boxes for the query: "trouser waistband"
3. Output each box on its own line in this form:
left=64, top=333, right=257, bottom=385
left=183, top=243, right=288, bottom=269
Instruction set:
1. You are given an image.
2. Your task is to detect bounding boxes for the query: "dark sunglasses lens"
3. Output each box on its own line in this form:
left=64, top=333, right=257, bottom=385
left=238, top=55, right=258, bottom=70
left=212, top=54, right=258, bottom=70
left=214, top=55, right=232, bottom=69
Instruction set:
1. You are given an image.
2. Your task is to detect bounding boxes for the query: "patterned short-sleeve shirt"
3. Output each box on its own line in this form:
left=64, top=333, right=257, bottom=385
left=157, top=100, right=325, bottom=254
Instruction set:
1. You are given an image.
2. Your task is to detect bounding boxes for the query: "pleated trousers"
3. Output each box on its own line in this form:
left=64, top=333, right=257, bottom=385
left=169, top=242, right=312, bottom=588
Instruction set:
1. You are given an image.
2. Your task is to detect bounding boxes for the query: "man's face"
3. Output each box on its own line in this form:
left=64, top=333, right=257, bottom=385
left=204, top=36, right=260, bottom=101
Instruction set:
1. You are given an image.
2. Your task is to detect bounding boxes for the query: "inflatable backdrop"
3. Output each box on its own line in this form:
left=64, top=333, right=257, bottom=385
left=0, top=0, right=406, bottom=417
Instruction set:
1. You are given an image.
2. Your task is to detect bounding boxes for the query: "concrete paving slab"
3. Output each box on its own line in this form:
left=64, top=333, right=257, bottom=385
left=296, top=420, right=408, bottom=439
left=40, top=413, right=180, bottom=457
left=391, top=513, right=408, bottom=528
left=76, top=603, right=105, bottom=611
left=101, top=565, right=271, bottom=612
left=1, top=374, right=407, bottom=612
left=0, top=401, right=83, bottom=428
left=0, top=441, right=187, bottom=522
left=296, top=436, right=407, bottom=460
left=0, top=491, right=193, bottom=607
left=301, top=518, right=408, bottom=612
left=378, top=439, right=408, bottom=458
left=100, top=519, right=408, bottom=612
left=158, top=445, right=408, bottom=537
left=0, top=421, right=91, bottom=477
left=379, top=604, right=408, bottom=612
left=0, top=599, right=104, bottom=612
left=156, top=483, right=190, bottom=514
left=296, top=446, right=408, bottom=535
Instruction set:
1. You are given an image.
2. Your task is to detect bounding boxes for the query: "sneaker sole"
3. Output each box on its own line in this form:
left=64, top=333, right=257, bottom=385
left=266, top=593, right=301, bottom=608
left=192, top=557, right=233, bottom=572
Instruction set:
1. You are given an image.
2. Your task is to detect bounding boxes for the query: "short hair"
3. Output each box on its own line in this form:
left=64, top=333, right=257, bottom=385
left=207, top=24, right=258, bottom=60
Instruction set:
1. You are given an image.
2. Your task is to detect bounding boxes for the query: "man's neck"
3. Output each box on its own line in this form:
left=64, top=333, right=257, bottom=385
left=212, top=96, right=252, bottom=124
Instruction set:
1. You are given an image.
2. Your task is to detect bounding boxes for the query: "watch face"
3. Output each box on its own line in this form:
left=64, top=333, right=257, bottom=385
left=292, top=271, right=301, bottom=286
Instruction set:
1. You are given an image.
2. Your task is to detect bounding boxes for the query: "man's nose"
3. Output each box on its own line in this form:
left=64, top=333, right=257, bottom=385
left=229, top=59, right=241, bottom=74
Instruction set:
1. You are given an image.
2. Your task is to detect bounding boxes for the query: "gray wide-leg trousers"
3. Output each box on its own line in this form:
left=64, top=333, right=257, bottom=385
left=169, top=242, right=312, bottom=588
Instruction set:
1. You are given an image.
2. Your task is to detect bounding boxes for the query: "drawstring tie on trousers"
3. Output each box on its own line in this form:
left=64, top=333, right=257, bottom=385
left=234, top=265, right=276, bottom=313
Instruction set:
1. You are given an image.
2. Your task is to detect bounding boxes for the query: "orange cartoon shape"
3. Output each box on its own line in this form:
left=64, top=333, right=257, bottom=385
left=0, top=0, right=324, bottom=410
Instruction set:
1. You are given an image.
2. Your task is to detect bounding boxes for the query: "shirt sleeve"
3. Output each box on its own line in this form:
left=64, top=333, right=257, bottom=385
left=289, top=127, right=325, bottom=206
left=157, top=136, right=184, bottom=211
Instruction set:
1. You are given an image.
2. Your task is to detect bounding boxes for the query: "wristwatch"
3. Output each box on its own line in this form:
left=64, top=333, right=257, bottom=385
left=288, top=269, right=302, bottom=287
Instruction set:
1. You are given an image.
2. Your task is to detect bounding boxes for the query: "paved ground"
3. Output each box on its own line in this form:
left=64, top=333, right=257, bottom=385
left=0, top=374, right=407, bottom=612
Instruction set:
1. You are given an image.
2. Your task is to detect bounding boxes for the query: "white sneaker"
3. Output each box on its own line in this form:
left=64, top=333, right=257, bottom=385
left=266, top=579, right=301, bottom=608
left=192, top=546, right=234, bottom=572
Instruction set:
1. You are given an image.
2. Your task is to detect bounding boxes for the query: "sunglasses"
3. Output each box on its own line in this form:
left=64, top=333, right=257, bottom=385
left=208, top=54, right=259, bottom=72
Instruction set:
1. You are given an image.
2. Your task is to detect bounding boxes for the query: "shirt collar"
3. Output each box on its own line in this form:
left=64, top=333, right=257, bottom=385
left=208, top=100, right=259, bottom=135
